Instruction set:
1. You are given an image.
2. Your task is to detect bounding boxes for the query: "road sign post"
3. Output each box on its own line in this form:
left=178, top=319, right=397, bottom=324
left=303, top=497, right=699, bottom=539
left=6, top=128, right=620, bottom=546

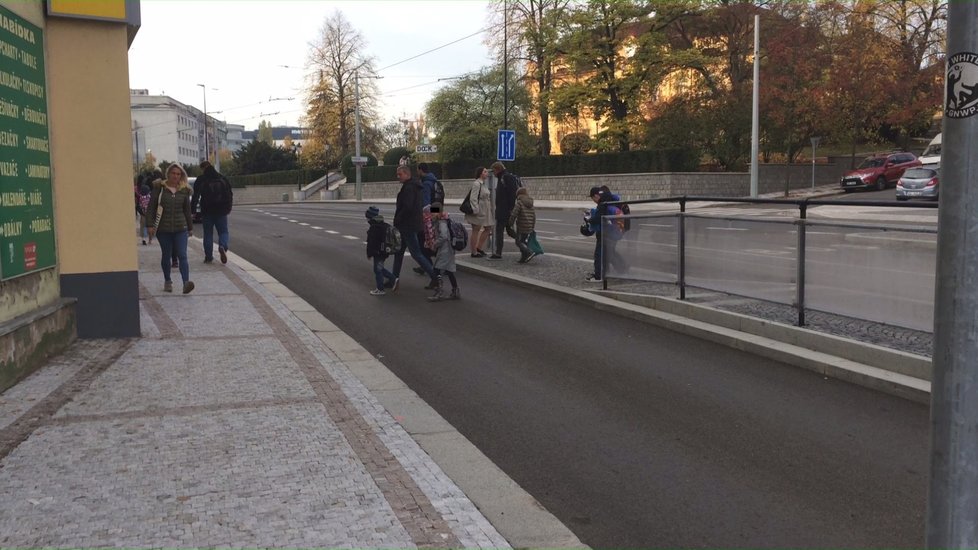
left=497, top=130, right=515, bottom=162
left=928, top=3, right=978, bottom=547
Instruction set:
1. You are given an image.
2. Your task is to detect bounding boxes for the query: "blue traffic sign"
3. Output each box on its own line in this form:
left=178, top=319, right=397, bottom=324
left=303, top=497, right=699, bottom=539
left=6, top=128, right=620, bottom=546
left=497, top=129, right=516, bottom=162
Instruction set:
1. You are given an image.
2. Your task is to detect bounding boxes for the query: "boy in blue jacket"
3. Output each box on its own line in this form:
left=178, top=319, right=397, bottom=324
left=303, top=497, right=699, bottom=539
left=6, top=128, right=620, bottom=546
left=583, top=187, right=626, bottom=282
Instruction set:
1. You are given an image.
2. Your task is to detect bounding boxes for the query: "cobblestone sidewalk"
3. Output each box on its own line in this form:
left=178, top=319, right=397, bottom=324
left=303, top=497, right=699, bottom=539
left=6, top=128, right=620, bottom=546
left=0, top=244, right=509, bottom=548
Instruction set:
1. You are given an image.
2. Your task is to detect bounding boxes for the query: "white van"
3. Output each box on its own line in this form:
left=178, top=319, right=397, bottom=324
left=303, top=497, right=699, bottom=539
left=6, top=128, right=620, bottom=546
left=920, top=133, right=941, bottom=166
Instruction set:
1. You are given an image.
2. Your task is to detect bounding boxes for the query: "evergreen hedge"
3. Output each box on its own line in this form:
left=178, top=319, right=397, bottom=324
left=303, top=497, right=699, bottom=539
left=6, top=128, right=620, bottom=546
left=227, top=169, right=328, bottom=188
left=354, top=149, right=697, bottom=182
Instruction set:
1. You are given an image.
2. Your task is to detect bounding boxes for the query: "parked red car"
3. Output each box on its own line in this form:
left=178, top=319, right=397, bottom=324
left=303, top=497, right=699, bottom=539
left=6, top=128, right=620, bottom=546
left=840, top=152, right=921, bottom=192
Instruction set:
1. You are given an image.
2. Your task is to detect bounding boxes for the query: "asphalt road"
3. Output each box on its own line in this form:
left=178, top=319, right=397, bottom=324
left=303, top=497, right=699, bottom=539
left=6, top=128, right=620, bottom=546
left=224, top=203, right=930, bottom=548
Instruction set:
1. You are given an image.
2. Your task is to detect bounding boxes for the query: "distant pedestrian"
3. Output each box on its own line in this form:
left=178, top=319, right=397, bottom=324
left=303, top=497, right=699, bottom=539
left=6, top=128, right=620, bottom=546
left=136, top=178, right=151, bottom=245
left=365, top=206, right=398, bottom=296
left=391, top=164, right=438, bottom=288
left=464, top=166, right=493, bottom=257
left=191, top=160, right=233, bottom=264
left=582, top=186, right=626, bottom=283
left=427, top=202, right=460, bottom=301
left=146, top=163, right=195, bottom=294
left=509, top=187, right=537, bottom=263
left=490, top=161, right=521, bottom=260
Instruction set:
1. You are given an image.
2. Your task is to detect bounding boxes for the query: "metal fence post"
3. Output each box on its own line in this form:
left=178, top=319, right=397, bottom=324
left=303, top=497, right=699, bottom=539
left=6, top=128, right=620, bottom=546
left=796, top=202, right=807, bottom=326
left=678, top=212, right=686, bottom=300
left=602, top=223, right=609, bottom=291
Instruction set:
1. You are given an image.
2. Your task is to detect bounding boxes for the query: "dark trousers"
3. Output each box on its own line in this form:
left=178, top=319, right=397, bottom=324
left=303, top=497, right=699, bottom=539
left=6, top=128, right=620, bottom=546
left=373, top=257, right=395, bottom=291
left=392, top=231, right=434, bottom=279
left=516, top=232, right=531, bottom=260
left=493, top=220, right=507, bottom=256
left=593, top=236, right=624, bottom=278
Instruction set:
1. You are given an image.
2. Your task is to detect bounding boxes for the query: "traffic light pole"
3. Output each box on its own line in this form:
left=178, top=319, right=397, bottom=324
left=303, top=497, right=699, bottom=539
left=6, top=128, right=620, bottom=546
left=928, top=3, right=978, bottom=547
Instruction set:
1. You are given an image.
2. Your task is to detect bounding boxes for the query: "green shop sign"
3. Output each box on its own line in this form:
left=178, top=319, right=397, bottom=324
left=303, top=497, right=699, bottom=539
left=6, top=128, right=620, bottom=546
left=0, top=5, right=55, bottom=280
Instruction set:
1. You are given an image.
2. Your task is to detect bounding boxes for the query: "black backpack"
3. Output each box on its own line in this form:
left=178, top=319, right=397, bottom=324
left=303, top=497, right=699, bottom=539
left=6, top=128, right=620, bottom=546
left=431, top=178, right=445, bottom=205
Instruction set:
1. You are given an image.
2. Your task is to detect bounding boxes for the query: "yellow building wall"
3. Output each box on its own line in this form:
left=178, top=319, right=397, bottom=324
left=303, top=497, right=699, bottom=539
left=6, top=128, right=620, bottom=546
left=47, top=18, right=136, bottom=276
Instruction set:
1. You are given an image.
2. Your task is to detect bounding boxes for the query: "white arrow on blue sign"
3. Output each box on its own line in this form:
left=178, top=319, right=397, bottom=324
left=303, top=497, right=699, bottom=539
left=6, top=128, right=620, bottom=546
left=497, top=129, right=516, bottom=162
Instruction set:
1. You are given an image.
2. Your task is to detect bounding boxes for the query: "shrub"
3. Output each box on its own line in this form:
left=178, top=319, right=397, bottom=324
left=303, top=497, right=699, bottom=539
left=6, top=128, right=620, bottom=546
left=560, top=133, right=593, bottom=155
left=227, top=168, right=328, bottom=188
left=383, top=147, right=412, bottom=166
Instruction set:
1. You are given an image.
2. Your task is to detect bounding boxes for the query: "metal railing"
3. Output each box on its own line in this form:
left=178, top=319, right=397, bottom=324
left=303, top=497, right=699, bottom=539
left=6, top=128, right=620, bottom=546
left=600, top=196, right=938, bottom=332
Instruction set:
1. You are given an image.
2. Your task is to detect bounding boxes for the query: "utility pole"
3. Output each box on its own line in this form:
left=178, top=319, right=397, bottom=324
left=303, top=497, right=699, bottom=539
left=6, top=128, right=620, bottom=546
left=928, top=2, right=978, bottom=547
left=355, top=72, right=363, bottom=201
left=749, top=14, right=760, bottom=198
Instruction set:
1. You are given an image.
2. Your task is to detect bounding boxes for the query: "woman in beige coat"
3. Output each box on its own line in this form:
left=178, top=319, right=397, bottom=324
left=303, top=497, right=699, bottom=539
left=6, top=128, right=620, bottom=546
left=463, top=166, right=494, bottom=257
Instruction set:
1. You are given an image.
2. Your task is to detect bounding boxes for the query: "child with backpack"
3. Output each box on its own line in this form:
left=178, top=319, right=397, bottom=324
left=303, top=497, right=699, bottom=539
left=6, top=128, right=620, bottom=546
left=427, top=202, right=460, bottom=301
left=365, top=206, right=399, bottom=296
left=508, top=187, right=537, bottom=263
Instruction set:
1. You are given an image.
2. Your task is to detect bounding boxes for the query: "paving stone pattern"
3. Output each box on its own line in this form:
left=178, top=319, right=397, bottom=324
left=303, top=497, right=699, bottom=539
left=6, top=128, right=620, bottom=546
left=462, top=251, right=934, bottom=358
left=0, top=245, right=508, bottom=548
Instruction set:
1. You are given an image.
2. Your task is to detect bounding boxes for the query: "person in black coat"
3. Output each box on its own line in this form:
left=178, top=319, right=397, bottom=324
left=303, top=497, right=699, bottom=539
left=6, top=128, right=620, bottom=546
left=191, top=160, right=234, bottom=264
left=391, top=164, right=436, bottom=286
left=365, top=206, right=398, bottom=296
left=490, top=161, right=521, bottom=259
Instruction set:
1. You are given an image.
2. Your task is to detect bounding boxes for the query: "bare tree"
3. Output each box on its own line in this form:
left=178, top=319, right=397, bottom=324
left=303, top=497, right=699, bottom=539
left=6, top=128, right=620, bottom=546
left=304, top=10, right=379, bottom=161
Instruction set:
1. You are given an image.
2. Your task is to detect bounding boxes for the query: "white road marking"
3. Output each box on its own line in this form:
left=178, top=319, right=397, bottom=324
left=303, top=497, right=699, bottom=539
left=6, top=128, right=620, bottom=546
left=535, top=230, right=556, bottom=234
left=279, top=216, right=289, bottom=220
left=343, top=235, right=359, bottom=240
left=312, top=226, right=323, bottom=230
left=325, top=230, right=339, bottom=235
left=536, top=218, right=563, bottom=222
left=706, top=226, right=749, bottom=231
left=299, top=222, right=310, bottom=226
left=288, top=219, right=299, bottom=223
left=641, top=223, right=673, bottom=228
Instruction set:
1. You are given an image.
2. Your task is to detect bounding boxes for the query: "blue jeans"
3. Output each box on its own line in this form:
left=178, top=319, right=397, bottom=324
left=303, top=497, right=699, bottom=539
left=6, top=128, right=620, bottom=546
left=158, top=231, right=190, bottom=283
left=373, top=258, right=395, bottom=290
left=392, top=230, right=434, bottom=279
left=202, top=214, right=230, bottom=259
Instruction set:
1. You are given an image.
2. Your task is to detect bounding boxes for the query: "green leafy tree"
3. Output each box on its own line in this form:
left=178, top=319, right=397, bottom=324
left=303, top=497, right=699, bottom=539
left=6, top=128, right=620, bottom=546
left=257, top=120, right=274, bottom=145
left=232, top=140, right=299, bottom=175
left=553, top=0, right=693, bottom=152
left=491, top=0, right=571, bottom=155
left=425, top=66, right=532, bottom=161
left=560, top=132, right=592, bottom=154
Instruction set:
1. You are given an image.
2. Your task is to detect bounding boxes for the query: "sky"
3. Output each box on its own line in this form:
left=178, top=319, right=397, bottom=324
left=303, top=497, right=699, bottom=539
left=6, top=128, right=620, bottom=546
left=127, top=0, right=497, bottom=131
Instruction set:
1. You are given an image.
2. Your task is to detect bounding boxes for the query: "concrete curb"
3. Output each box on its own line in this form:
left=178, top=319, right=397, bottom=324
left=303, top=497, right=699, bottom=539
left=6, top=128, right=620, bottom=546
left=456, top=260, right=931, bottom=404
left=211, top=241, right=587, bottom=550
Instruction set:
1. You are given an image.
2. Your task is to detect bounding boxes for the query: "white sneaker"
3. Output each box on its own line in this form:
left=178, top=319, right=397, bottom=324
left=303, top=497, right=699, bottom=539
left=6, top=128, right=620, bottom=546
left=369, top=289, right=386, bottom=296
left=584, top=273, right=602, bottom=283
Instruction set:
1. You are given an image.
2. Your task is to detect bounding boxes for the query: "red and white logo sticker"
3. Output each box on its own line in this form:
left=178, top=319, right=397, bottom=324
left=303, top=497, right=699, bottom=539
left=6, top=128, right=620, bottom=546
left=23, top=242, right=36, bottom=270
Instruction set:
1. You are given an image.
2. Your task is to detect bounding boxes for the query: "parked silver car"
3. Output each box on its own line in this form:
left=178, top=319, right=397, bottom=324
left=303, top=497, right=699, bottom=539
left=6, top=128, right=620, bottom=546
left=895, top=167, right=939, bottom=201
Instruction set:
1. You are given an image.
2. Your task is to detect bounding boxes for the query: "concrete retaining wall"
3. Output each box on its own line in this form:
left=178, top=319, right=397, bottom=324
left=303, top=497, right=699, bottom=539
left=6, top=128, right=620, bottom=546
left=333, top=164, right=849, bottom=202
left=234, top=185, right=300, bottom=205
left=0, top=299, right=76, bottom=392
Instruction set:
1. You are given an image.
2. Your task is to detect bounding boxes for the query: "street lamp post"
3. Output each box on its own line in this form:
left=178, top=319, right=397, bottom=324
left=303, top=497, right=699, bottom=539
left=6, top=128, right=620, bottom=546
left=354, top=71, right=382, bottom=201
left=196, top=84, right=208, bottom=162
left=810, top=136, right=821, bottom=191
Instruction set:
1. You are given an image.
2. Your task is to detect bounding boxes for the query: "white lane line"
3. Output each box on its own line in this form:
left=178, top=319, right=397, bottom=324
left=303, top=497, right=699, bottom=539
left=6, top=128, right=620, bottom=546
left=299, top=222, right=310, bottom=226
left=326, top=230, right=339, bottom=235
left=706, top=227, right=749, bottom=231
left=536, top=218, right=563, bottom=222
left=312, top=226, right=323, bottom=230
left=288, top=219, right=299, bottom=223
left=279, top=216, right=289, bottom=220
left=343, top=235, right=359, bottom=240
left=641, top=223, right=673, bottom=228
left=535, top=230, right=557, bottom=234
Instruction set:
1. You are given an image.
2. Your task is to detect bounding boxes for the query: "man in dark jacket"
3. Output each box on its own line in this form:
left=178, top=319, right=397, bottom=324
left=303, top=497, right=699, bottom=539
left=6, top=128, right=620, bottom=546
left=490, top=161, right=521, bottom=259
left=392, top=165, right=436, bottom=286
left=191, top=160, right=233, bottom=264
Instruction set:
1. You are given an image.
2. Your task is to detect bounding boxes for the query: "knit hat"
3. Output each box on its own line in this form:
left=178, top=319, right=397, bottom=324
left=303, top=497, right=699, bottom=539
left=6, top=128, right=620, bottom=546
left=365, top=206, right=380, bottom=219
left=429, top=202, right=442, bottom=213
left=588, top=186, right=603, bottom=198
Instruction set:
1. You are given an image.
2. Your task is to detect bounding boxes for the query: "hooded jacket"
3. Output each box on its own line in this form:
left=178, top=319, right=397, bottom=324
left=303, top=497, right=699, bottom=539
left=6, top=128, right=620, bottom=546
left=420, top=172, right=439, bottom=207
left=508, top=193, right=536, bottom=234
left=494, top=171, right=521, bottom=220
left=393, top=178, right=424, bottom=234
left=366, top=216, right=390, bottom=259
left=147, top=180, right=193, bottom=233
